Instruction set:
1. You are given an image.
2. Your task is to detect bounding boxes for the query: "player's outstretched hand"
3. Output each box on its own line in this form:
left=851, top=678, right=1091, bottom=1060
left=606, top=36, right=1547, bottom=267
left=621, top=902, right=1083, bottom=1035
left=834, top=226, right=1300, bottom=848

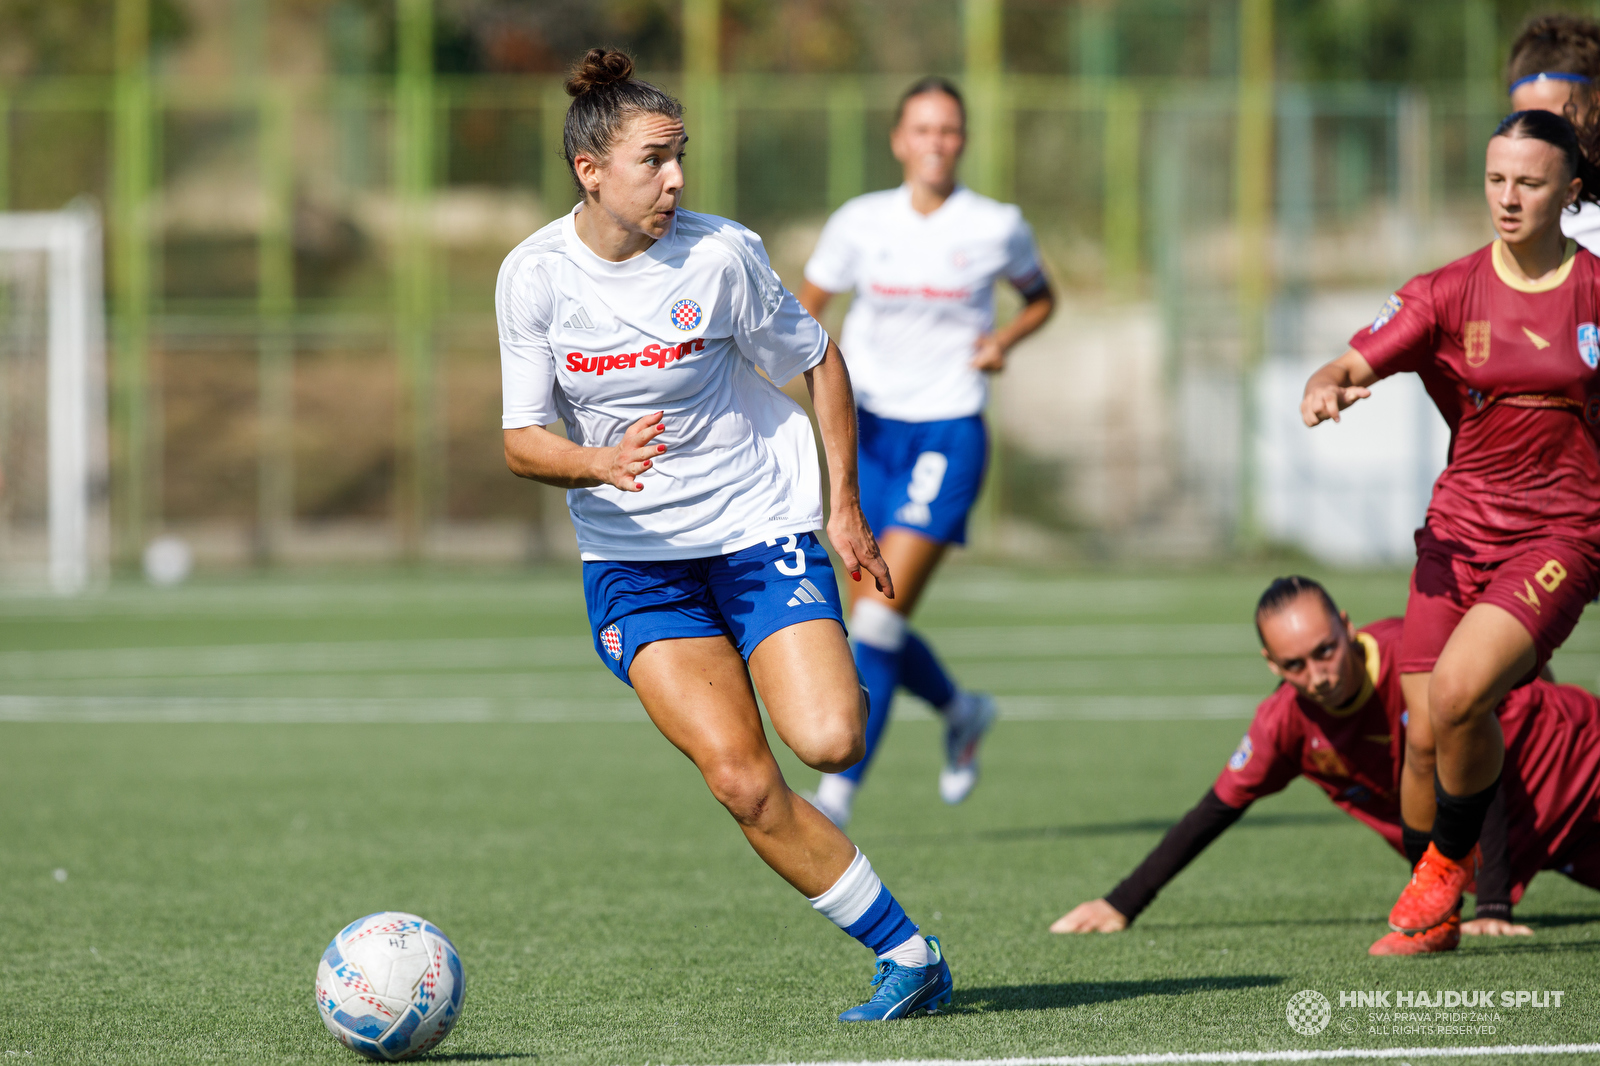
left=970, top=334, right=1007, bottom=372
left=828, top=503, right=894, bottom=599
left=600, top=411, right=667, bottom=492
left=1300, top=382, right=1371, bottom=427
left=1050, top=899, right=1128, bottom=934
left=1461, top=918, right=1533, bottom=937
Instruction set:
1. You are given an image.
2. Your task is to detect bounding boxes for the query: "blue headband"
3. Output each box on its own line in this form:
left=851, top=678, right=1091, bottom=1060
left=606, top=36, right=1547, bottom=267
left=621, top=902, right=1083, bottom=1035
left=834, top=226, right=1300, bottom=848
left=1510, top=71, right=1593, bottom=95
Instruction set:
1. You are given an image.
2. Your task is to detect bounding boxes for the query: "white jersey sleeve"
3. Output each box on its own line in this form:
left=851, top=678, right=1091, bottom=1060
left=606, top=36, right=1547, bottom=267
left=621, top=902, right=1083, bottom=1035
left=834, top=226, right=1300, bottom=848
left=802, top=202, right=860, bottom=294
left=1002, top=210, right=1046, bottom=293
left=726, top=226, right=829, bottom=384
left=497, top=244, right=561, bottom=430
left=1563, top=200, right=1600, bottom=256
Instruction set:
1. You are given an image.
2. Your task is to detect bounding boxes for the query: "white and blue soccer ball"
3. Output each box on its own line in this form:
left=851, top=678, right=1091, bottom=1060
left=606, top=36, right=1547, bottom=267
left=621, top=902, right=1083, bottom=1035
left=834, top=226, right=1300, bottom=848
left=315, top=912, right=465, bottom=1061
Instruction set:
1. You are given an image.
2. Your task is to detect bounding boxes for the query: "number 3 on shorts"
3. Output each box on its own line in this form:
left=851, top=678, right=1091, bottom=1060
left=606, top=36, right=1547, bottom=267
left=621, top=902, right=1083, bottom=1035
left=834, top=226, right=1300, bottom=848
left=1535, top=559, right=1568, bottom=593
left=766, top=535, right=806, bottom=576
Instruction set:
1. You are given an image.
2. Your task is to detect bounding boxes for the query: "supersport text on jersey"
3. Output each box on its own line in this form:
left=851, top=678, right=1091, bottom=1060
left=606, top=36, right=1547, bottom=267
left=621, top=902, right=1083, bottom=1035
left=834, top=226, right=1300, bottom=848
left=804, top=184, right=1043, bottom=423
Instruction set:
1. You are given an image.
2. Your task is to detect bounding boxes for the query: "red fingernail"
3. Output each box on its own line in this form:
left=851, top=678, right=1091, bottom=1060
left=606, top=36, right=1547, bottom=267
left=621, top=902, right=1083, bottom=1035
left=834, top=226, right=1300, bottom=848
left=852, top=571, right=861, bottom=581
left=657, top=444, right=666, bottom=452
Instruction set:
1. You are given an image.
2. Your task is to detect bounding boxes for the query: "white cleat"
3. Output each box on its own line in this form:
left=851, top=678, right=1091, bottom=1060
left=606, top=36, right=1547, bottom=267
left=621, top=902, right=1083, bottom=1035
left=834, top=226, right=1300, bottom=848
left=939, top=691, right=996, bottom=805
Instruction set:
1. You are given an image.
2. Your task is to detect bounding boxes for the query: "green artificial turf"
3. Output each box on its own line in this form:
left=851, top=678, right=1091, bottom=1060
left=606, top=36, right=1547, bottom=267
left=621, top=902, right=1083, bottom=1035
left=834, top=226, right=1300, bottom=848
left=1, top=564, right=1598, bottom=1064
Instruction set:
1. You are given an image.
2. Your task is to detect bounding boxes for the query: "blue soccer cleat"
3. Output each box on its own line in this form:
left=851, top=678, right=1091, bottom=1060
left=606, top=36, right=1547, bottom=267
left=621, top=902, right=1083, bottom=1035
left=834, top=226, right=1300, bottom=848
left=838, top=935, right=952, bottom=1021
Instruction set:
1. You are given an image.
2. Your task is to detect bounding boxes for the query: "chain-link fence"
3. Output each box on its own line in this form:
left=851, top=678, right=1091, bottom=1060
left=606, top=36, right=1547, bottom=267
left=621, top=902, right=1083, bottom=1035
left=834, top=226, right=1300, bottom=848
left=0, top=71, right=1509, bottom=567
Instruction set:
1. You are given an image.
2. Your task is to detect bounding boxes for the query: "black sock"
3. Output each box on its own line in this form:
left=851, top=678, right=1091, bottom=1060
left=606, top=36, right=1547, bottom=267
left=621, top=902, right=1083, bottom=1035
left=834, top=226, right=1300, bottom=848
left=1432, top=772, right=1501, bottom=861
left=1401, top=822, right=1431, bottom=868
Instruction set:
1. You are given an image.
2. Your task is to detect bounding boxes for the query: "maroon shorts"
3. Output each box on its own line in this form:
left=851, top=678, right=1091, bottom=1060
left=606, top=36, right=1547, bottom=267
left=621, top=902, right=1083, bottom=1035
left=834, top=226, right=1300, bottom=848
left=1397, top=538, right=1600, bottom=675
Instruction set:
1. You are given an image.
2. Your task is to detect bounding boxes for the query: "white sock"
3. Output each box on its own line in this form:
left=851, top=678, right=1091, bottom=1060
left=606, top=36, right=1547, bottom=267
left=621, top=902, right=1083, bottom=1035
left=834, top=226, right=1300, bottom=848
left=808, top=848, right=880, bottom=927
left=879, top=932, right=932, bottom=968
left=850, top=600, right=908, bottom=652
left=814, top=773, right=856, bottom=820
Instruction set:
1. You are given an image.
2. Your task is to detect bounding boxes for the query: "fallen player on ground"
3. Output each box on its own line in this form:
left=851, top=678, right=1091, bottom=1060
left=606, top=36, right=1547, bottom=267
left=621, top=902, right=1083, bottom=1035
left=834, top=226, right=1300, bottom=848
left=1051, top=575, right=1600, bottom=954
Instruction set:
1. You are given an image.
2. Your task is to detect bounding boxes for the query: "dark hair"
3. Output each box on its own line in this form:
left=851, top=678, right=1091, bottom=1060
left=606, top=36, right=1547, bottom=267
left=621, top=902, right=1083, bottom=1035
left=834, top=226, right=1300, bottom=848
left=1508, top=15, right=1600, bottom=88
left=562, top=48, right=683, bottom=191
left=1255, top=575, right=1340, bottom=645
left=1492, top=109, right=1600, bottom=208
left=894, top=76, right=965, bottom=128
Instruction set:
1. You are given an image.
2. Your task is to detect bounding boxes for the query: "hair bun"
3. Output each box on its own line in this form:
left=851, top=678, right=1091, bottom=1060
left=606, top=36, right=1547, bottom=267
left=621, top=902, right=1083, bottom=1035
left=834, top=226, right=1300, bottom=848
left=566, top=48, right=635, bottom=97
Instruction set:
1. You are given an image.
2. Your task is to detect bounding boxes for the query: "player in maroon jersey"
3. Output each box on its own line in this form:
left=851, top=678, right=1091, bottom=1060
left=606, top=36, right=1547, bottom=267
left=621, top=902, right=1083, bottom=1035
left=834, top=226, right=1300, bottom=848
left=1050, top=577, right=1600, bottom=955
left=1300, top=109, right=1600, bottom=938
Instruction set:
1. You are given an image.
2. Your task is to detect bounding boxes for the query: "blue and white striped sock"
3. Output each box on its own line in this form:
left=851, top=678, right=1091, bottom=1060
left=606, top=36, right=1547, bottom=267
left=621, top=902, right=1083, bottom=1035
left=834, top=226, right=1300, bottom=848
left=809, top=848, right=930, bottom=966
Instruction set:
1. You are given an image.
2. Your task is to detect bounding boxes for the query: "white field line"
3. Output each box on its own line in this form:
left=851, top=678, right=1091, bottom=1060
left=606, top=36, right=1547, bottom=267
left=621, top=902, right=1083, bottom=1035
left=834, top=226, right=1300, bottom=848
left=0, top=693, right=1259, bottom=724
left=704, top=1045, right=1600, bottom=1066
left=0, top=695, right=646, bottom=723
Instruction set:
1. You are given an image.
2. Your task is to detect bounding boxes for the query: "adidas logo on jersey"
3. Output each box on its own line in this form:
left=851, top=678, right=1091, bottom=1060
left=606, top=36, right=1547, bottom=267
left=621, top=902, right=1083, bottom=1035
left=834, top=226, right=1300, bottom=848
left=563, top=306, right=596, bottom=330
left=787, top=577, right=829, bottom=608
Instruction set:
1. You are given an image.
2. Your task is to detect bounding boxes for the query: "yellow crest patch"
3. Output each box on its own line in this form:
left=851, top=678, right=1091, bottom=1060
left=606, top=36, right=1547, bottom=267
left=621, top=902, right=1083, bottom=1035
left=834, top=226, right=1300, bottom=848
left=1465, top=321, right=1491, bottom=367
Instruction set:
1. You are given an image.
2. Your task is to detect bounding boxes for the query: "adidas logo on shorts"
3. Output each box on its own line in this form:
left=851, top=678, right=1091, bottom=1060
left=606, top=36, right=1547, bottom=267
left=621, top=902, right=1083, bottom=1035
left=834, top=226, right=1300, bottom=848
left=787, top=578, right=828, bottom=607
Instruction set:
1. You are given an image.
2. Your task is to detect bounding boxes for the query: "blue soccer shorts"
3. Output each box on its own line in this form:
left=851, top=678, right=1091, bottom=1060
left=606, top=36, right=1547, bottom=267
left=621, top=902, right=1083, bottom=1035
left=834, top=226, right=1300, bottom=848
left=858, top=409, right=988, bottom=546
left=582, top=532, right=845, bottom=686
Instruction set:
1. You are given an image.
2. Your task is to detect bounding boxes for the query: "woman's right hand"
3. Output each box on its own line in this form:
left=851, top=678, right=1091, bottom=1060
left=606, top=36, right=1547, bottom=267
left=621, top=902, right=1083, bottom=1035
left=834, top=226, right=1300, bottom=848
left=1300, top=349, right=1378, bottom=427
left=598, top=411, right=667, bottom=492
left=1050, top=899, right=1129, bottom=933
left=1300, top=382, right=1371, bottom=427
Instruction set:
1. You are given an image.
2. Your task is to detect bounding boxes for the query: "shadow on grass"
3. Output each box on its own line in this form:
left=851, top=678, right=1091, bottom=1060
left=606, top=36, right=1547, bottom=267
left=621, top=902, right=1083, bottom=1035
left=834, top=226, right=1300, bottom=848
left=1137, top=915, right=1383, bottom=930
left=977, top=811, right=1345, bottom=844
left=872, top=811, right=1345, bottom=849
left=418, top=1055, right=539, bottom=1062
left=954, top=973, right=1284, bottom=1013
left=1520, top=912, right=1600, bottom=930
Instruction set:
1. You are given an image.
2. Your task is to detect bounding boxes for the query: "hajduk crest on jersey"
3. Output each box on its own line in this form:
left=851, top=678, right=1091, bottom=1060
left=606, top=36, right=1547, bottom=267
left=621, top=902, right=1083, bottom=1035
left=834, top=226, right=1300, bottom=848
left=670, top=298, right=702, bottom=331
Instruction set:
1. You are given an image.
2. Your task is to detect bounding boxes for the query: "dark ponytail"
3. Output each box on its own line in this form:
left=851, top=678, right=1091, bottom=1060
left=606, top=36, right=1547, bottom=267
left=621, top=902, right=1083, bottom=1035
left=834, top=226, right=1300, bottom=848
left=1492, top=109, right=1600, bottom=208
left=562, top=48, right=683, bottom=190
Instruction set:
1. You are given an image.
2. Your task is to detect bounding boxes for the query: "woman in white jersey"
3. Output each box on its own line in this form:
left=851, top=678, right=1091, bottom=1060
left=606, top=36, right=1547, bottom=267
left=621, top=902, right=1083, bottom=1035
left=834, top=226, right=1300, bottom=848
left=1508, top=14, right=1600, bottom=251
left=498, top=49, right=951, bottom=1022
left=799, top=78, right=1054, bottom=827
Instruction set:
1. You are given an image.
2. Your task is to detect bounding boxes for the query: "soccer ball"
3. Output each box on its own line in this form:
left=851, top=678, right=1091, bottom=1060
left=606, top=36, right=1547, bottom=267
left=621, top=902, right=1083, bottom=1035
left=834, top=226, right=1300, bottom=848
left=315, top=912, right=465, bottom=1060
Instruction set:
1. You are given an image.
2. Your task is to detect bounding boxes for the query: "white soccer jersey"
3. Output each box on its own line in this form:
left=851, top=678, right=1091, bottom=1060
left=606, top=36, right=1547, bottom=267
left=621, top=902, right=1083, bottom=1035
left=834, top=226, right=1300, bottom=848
left=1564, top=200, right=1600, bottom=255
left=498, top=206, right=829, bottom=561
left=804, top=184, right=1045, bottom=422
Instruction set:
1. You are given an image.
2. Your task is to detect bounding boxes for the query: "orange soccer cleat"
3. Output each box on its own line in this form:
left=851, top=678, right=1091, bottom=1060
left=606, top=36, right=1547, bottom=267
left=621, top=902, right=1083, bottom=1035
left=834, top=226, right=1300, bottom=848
left=1369, top=911, right=1461, bottom=956
left=1388, top=842, right=1479, bottom=933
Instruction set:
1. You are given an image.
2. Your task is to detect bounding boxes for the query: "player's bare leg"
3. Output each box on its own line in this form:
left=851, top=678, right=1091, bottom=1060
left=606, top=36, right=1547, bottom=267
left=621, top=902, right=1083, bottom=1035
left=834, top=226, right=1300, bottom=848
left=630, top=632, right=858, bottom=896
left=750, top=618, right=871, bottom=773
left=632, top=625, right=950, bottom=1020
left=1398, top=672, right=1436, bottom=833
left=850, top=528, right=948, bottom=616
left=1389, top=605, right=1535, bottom=932
left=1431, top=605, right=1533, bottom=793
left=816, top=528, right=996, bottom=820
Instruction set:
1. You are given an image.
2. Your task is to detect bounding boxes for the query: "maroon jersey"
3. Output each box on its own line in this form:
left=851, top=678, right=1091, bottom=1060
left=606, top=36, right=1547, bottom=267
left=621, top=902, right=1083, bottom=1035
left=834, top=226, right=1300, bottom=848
left=1349, top=241, right=1600, bottom=562
left=1216, top=616, right=1600, bottom=895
